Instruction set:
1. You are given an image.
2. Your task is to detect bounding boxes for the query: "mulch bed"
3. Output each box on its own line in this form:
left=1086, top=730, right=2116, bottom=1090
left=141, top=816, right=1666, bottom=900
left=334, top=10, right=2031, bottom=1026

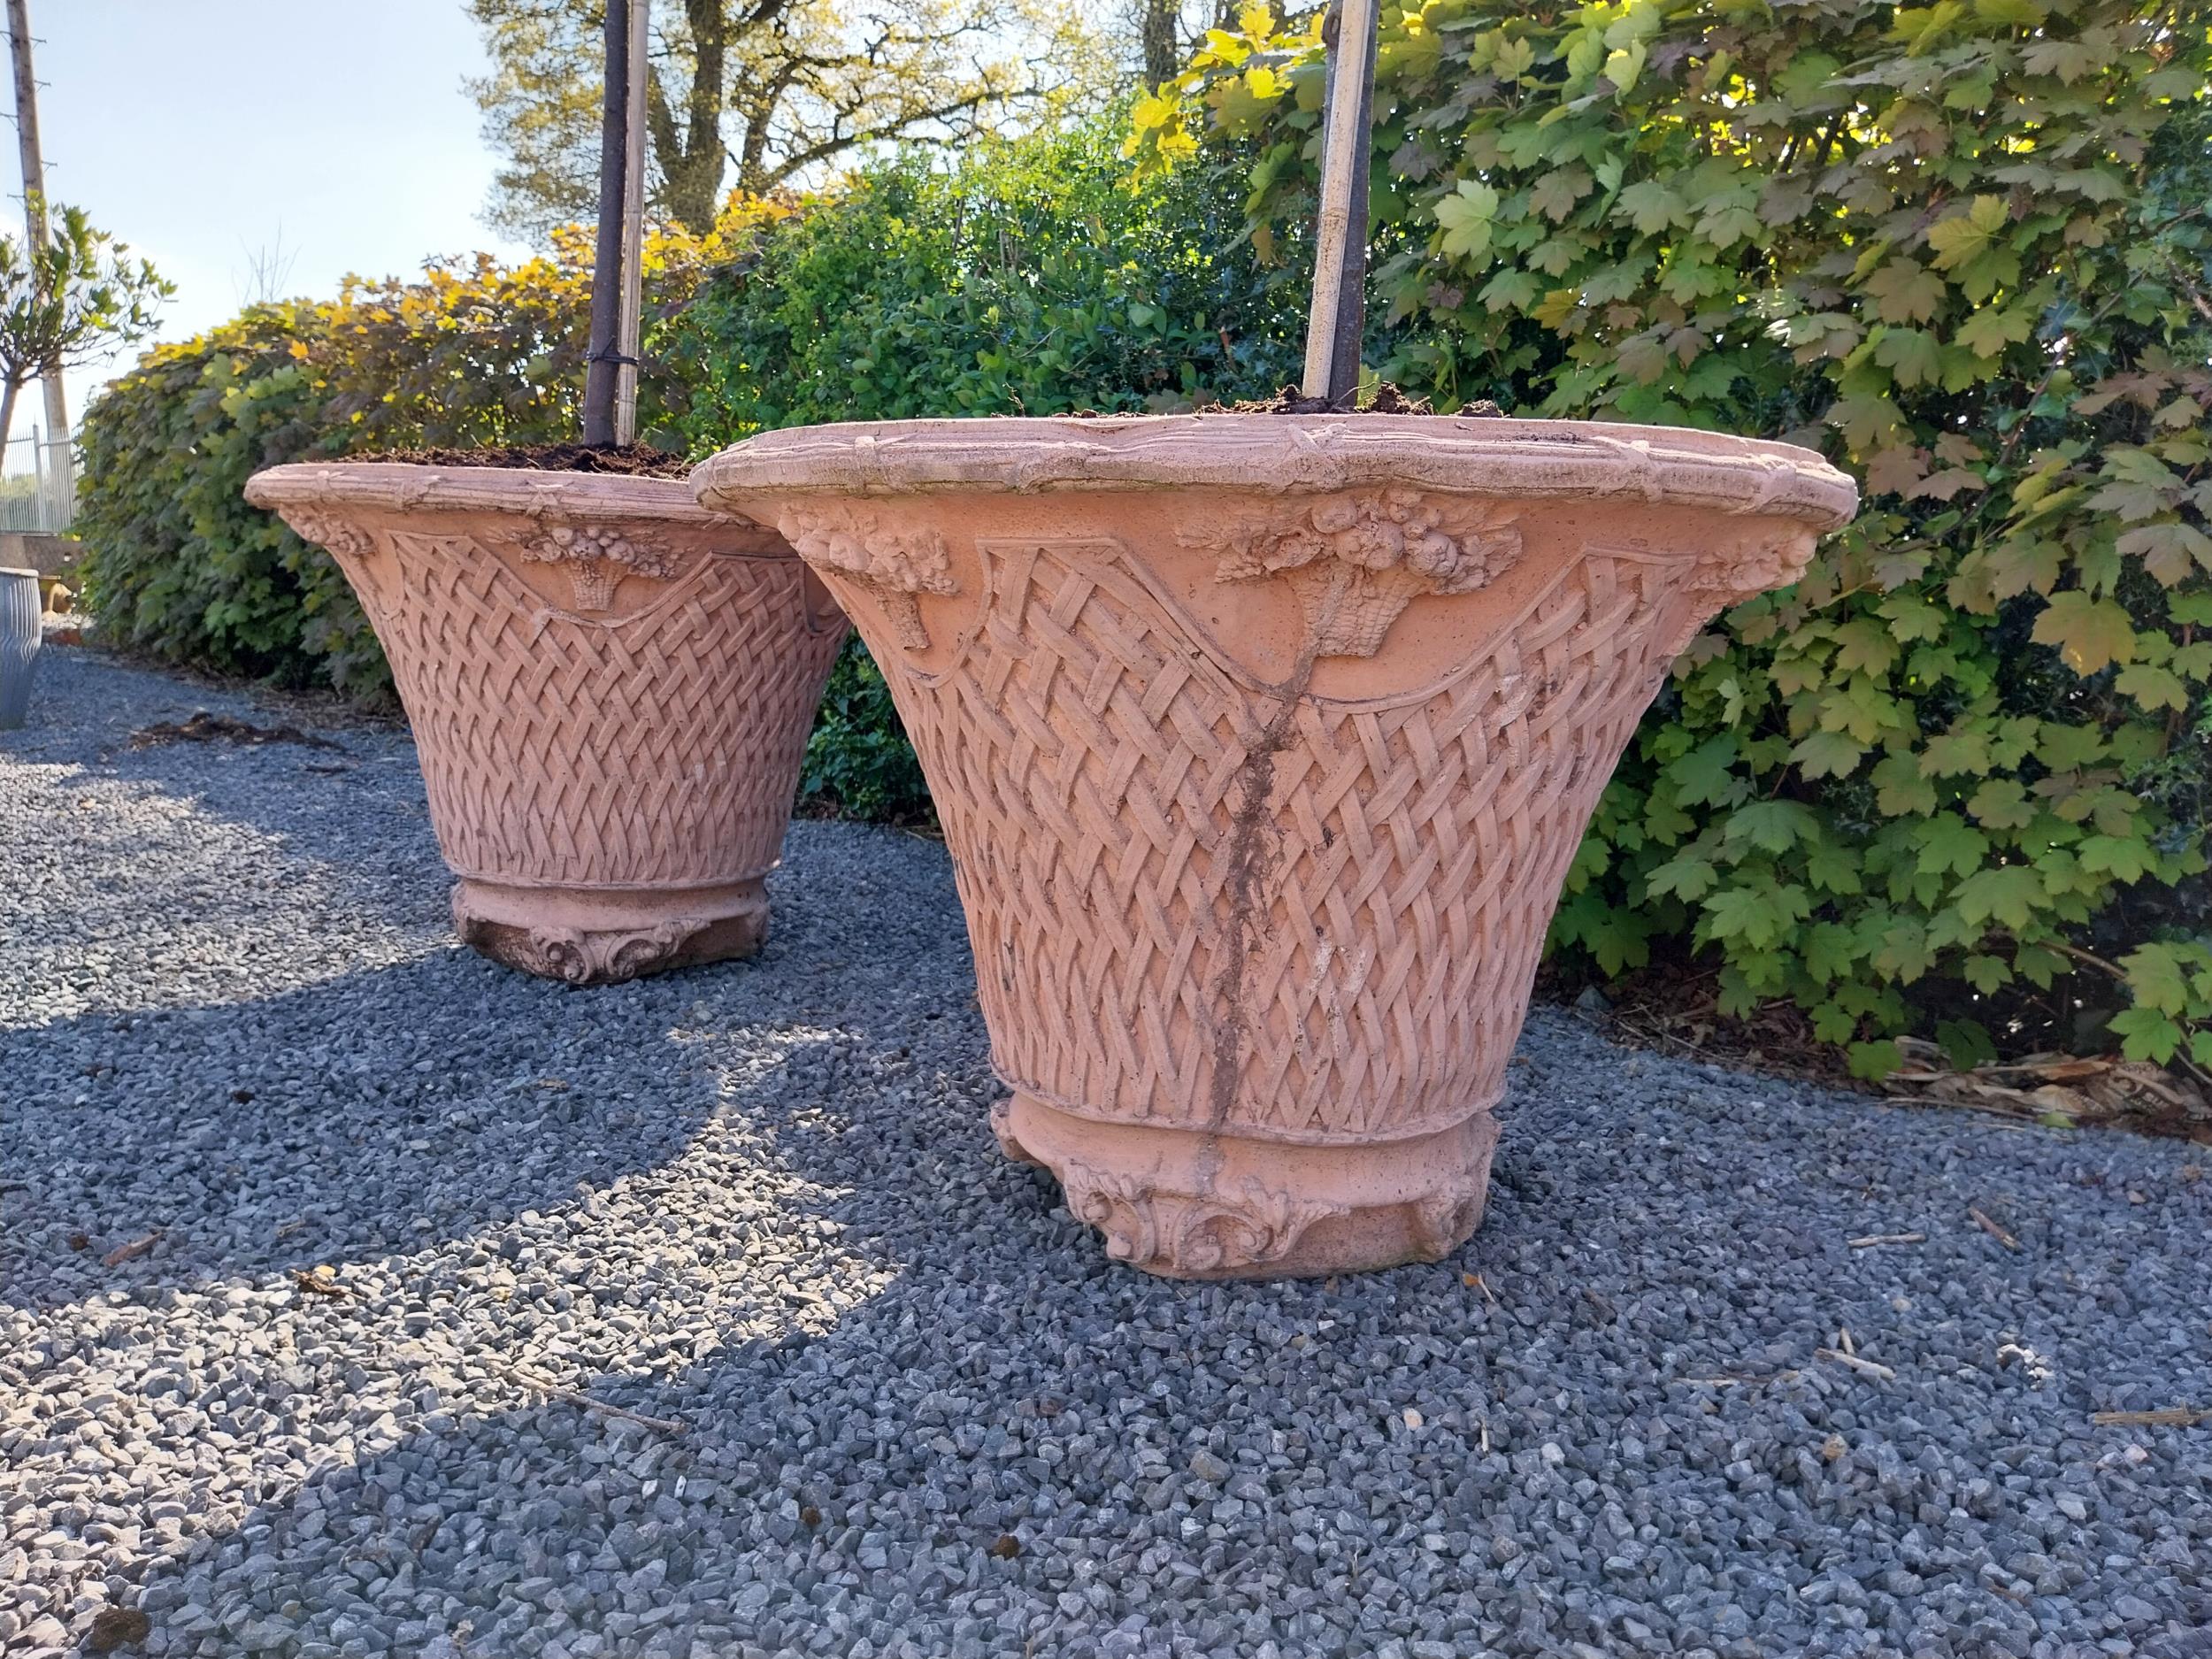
left=1199, top=382, right=1505, bottom=417
left=357, top=442, right=692, bottom=478
left=1542, top=962, right=2212, bottom=1145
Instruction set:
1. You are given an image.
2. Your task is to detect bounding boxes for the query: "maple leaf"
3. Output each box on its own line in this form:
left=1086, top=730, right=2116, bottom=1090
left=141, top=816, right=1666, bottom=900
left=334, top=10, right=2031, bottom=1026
left=2121, top=942, right=2197, bottom=1016
left=1529, top=166, right=1593, bottom=223
left=1926, top=196, right=2010, bottom=271
left=1951, top=864, right=2045, bottom=931
left=1911, top=468, right=1985, bottom=502
left=1864, top=260, right=1947, bottom=325
left=1791, top=729, right=1868, bottom=780
left=2116, top=520, right=2212, bottom=584
left=1863, top=446, right=1928, bottom=496
left=1699, top=204, right=1764, bottom=249
left=2115, top=662, right=2190, bottom=710
left=2022, top=37, right=2106, bottom=81
left=1479, top=268, right=1541, bottom=311
left=1874, top=327, right=1942, bottom=388
left=1832, top=618, right=1901, bottom=675
left=2031, top=591, right=2139, bottom=675
left=1645, top=852, right=1719, bottom=902
left=1726, top=800, right=1821, bottom=854
left=1968, top=778, right=2035, bottom=830
left=1491, top=34, right=1536, bottom=81
left=1955, top=303, right=2035, bottom=358
left=1616, top=180, right=1687, bottom=234
left=2078, top=834, right=2158, bottom=882
left=1873, top=751, right=1939, bottom=816
left=1433, top=181, right=1502, bottom=262
left=1827, top=394, right=1904, bottom=452
left=1758, top=174, right=1815, bottom=226
left=1617, top=332, right=1669, bottom=384
left=1981, top=536, right=2064, bottom=598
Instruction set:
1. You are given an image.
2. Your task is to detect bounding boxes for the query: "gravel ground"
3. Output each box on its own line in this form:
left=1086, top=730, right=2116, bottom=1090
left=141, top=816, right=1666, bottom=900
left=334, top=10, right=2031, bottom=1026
left=4, top=643, right=2209, bottom=1659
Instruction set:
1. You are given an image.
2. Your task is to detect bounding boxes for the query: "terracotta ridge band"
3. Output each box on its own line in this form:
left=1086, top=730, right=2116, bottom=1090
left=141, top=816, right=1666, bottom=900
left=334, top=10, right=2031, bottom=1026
left=995, top=1070, right=1504, bottom=1148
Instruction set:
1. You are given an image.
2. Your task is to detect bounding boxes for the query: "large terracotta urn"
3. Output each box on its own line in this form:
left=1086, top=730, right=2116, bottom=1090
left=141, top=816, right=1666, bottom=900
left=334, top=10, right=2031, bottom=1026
left=695, top=416, right=1856, bottom=1276
left=245, top=464, right=846, bottom=984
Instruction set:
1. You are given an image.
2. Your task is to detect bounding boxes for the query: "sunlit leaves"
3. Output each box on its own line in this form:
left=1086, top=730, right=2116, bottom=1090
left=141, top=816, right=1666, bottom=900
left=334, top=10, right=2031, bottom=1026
left=1433, top=180, right=1502, bottom=262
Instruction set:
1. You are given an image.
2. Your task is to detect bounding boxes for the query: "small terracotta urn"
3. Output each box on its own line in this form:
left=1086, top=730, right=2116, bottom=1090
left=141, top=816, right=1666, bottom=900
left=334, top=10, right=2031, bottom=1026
left=245, top=464, right=847, bottom=984
left=695, top=416, right=1855, bottom=1276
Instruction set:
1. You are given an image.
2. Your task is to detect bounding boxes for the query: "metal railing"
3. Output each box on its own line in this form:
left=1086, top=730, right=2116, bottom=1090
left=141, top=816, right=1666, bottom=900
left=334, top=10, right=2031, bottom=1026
left=0, top=428, right=75, bottom=534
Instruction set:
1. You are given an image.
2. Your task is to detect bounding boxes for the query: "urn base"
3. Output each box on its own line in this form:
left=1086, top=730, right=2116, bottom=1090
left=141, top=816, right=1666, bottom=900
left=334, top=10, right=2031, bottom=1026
left=995, top=1090, right=1498, bottom=1279
left=451, top=875, right=770, bottom=985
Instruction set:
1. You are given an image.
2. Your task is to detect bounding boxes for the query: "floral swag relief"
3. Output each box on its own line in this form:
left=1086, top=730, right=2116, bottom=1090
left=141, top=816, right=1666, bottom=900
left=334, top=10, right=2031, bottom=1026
left=776, top=502, right=957, bottom=650
left=1194, top=488, right=1522, bottom=659
left=451, top=900, right=709, bottom=987
left=1056, top=1161, right=1348, bottom=1277
left=518, top=524, right=680, bottom=611
left=279, top=507, right=377, bottom=565
left=1661, top=526, right=1823, bottom=659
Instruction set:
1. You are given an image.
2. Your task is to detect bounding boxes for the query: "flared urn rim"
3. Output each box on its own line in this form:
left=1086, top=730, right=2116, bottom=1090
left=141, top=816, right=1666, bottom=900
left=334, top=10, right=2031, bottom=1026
left=245, top=461, right=798, bottom=557
left=691, top=411, right=1859, bottom=530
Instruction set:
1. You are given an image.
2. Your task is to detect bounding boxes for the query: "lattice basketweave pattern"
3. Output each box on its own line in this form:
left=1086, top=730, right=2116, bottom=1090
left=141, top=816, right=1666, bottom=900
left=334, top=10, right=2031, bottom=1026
left=357, top=532, right=842, bottom=890
left=864, top=537, right=1679, bottom=1147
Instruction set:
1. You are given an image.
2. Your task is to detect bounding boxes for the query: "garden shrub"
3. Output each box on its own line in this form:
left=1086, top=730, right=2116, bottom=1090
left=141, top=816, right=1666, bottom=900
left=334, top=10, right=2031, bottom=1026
left=1134, top=0, right=2212, bottom=1076
left=79, top=113, right=1293, bottom=809
left=76, top=224, right=748, bottom=697
left=652, top=118, right=1306, bottom=820
left=657, top=118, right=1305, bottom=445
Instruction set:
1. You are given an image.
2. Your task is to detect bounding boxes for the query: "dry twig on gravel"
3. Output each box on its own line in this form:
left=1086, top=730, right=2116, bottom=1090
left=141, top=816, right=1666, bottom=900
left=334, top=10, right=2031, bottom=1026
left=100, top=1231, right=161, bottom=1267
left=2090, top=1407, right=2206, bottom=1428
left=1969, top=1207, right=2021, bottom=1250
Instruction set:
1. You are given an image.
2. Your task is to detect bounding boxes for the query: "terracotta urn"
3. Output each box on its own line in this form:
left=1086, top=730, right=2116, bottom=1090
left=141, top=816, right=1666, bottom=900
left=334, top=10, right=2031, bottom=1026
left=244, top=464, right=847, bottom=984
left=695, top=416, right=1856, bottom=1277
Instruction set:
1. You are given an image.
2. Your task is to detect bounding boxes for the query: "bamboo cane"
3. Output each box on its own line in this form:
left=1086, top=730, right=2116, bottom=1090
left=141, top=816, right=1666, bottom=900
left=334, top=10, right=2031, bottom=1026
left=1300, top=0, right=1380, bottom=403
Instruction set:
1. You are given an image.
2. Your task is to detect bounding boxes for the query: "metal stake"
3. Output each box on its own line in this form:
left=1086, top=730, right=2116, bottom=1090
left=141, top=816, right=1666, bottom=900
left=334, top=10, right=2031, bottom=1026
left=613, top=0, right=649, bottom=447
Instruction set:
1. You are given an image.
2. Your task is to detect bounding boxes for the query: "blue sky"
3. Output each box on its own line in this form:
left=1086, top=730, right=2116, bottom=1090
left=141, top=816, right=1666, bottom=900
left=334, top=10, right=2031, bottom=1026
left=13, top=0, right=532, bottom=451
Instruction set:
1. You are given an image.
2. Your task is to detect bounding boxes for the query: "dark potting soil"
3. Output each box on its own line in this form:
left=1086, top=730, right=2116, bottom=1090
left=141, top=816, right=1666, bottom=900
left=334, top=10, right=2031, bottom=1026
left=1195, top=382, right=1506, bottom=418
left=358, top=442, right=694, bottom=479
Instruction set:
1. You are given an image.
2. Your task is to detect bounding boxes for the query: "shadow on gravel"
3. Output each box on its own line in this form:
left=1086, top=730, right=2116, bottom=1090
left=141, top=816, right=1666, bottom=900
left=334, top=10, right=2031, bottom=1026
left=102, top=995, right=2212, bottom=1659
left=1, top=647, right=442, bottom=941
left=0, top=951, right=726, bottom=1312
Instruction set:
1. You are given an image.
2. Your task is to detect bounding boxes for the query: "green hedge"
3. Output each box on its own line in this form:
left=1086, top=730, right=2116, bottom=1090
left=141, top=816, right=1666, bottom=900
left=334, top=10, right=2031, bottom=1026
left=75, top=232, right=720, bottom=698
left=76, top=115, right=1294, bottom=800
left=656, top=120, right=1303, bottom=442
left=1133, top=0, right=2212, bottom=1074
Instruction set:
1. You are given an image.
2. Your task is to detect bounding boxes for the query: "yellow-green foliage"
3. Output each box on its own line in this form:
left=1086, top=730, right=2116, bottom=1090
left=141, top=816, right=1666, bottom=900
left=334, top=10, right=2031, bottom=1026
left=1133, top=0, right=2212, bottom=1076
left=75, top=222, right=746, bottom=697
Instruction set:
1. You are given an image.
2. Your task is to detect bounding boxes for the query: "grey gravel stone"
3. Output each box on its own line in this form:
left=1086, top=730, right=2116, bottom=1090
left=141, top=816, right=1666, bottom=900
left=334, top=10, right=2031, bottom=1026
left=4, top=645, right=2209, bottom=1658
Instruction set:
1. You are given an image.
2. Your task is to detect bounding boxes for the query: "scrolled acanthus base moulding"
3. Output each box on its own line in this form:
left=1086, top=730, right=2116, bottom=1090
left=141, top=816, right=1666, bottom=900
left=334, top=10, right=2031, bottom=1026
left=695, top=414, right=1857, bottom=1276
left=243, top=463, right=847, bottom=985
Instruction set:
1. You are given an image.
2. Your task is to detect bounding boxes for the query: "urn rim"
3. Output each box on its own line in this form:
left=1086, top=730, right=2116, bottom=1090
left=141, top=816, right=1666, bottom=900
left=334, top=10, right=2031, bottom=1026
left=245, top=461, right=795, bottom=555
left=691, top=411, right=1859, bottom=531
